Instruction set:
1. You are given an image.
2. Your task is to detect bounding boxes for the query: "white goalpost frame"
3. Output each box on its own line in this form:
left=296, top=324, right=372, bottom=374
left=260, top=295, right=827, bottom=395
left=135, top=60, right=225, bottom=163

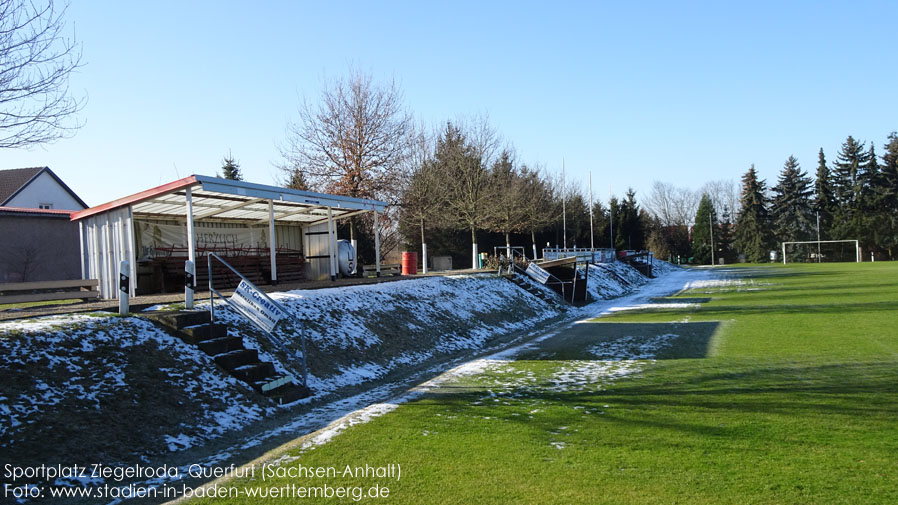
left=781, top=240, right=860, bottom=264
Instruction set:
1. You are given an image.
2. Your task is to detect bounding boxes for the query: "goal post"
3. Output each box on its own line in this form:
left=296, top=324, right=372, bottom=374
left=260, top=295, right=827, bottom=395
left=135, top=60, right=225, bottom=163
left=780, top=240, right=859, bottom=264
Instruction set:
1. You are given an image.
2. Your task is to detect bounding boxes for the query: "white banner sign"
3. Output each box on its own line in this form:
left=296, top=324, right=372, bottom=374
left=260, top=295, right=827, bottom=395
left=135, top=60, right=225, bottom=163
left=136, top=222, right=269, bottom=259
left=525, top=262, right=551, bottom=284
left=229, top=280, right=286, bottom=333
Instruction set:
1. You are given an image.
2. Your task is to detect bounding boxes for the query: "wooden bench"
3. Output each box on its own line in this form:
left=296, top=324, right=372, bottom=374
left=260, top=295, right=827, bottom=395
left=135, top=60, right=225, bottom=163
left=0, top=279, right=100, bottom=305
left=362, top=263, right=402, bottom=277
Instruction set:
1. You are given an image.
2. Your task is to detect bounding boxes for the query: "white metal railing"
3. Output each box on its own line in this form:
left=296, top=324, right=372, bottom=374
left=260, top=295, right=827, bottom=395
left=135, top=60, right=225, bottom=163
left=542, top=247, right=616, bottom=263
left=207, top=252, right=308, bottom=388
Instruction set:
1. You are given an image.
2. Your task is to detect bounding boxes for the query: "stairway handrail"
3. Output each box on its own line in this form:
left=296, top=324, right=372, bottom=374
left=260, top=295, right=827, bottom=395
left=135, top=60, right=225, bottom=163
left=207, top=252, right=308, bottom=388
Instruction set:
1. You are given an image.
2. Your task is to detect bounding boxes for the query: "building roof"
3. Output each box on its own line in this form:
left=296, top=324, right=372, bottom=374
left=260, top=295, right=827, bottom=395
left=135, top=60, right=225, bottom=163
left=70, top=174, right=388, bottom=225
left=0, top=166, right=89, bottom=208
left=0, top=206, right=73, bottom=218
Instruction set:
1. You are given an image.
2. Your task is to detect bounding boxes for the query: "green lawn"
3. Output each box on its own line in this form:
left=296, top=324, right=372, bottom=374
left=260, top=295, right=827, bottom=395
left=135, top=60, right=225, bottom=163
left=0, top=298, right=82, bottom=310
left=190, top=262, right=898, bottom=504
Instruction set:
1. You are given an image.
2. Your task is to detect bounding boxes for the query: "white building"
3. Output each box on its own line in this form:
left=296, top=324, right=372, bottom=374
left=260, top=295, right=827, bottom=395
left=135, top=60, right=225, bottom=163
left=0, top=166, right=87, bottom=211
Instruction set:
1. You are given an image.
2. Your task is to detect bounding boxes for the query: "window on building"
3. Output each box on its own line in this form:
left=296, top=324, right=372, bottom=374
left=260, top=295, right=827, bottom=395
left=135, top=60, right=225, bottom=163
left=39, top=203, right=53, bottom=209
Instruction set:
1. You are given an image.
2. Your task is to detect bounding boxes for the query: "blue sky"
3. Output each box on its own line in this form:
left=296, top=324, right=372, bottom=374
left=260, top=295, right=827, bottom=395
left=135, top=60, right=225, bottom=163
left=4, top=0, right=897, bottom=207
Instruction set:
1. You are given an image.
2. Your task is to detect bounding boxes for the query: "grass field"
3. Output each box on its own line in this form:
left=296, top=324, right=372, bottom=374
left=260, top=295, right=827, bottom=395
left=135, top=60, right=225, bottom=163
left=189, top=263, right=898, bottom=504
left=0, top=298, right=82, bottom=310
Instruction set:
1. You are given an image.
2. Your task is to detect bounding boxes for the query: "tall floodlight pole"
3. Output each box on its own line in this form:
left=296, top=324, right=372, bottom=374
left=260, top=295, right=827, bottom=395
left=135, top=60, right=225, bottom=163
left=709, top=212, right=715, bottom=266
left=816, top=211, right=821, bottom=263
left=609, top=183, right=614, bottom=250
left=562, top=158, right=567, bottom=253
left=589, top=171, right=595, bottom=253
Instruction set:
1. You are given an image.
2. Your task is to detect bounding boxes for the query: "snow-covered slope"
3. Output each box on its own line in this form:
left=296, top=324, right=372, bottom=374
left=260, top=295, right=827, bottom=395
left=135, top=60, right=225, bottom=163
left=0, top=263, right=663, bottom=472
left=211, top=274, right=564, bottom=395
left=0, top=315, right=269, bottom=469
left=586, top=262, right=651, bottom=300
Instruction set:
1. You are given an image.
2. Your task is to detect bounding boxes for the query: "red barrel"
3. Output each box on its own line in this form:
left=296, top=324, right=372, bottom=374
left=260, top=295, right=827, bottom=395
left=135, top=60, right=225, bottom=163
left=401, top=251, right=418, bottom=275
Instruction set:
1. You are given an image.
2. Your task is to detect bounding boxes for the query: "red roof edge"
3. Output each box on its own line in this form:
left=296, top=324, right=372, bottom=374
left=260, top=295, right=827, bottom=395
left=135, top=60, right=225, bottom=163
left=70, top=175, right=198, bottom=222
left=0, top=206, right=73, bottom=216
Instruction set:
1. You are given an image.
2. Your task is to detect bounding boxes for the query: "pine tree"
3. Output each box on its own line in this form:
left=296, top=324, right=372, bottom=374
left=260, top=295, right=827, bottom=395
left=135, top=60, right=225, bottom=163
left=861, top=144, right=880, bottom=209
left=771, top=155, right=814, bottom=259
left=831, top=136, right=871, bottom=243
left=813, top=148, right=834, bottom=241
left=734, top=165, right=772, bottom=263
left=832, top=136, right=869, bottom=207
left=717, top=205, right=735, bottom=263
left=220, top=152, right=243, bottom=181
left=875, top=133, right=898, bottom=258
left=608, top=196, right=620, bottom=250
left=691, top=193, right=717, bottom=265
left=284, top=168, right=310, bottom=190
left=614, top=189, right=644, bottom=250
left=590, top=199, right=610, bottom=250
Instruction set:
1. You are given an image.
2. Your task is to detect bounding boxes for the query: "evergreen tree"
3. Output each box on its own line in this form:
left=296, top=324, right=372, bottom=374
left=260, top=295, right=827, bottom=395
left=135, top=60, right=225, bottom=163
left=284, top=168, right=310, bottom=190
left=691, top=193, right=717, bottom=265
left=813, top=148, right=834, bottom=241
left=771, top=155, right=814, bottom=259
left=220, top=152, right=243, bottom=181
left=564, top=190, right=591, bottom=248
left=614, top=189, right=644, bottom=250
left=717, top=205, right=735, bottom=263
left=434, top=121, right=489, bottom=267
left=861, top=144, right=880, bottom=214
left=832, top=136, right=869, bottom=207
left=486, top=150, right=528, bottom=253
left=734, top=165, right=773, bottom=262
left=607, top=196, right=620, bottom=250
left=875, top=133, right=898, bottom=258
left=590, top=199, right=610, bottom=250
left=831, top=136, right=871, bottom=242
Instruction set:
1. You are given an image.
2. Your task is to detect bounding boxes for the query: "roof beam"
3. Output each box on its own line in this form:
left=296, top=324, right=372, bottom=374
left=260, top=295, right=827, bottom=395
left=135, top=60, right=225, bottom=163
left=194, top=197, right=265, bottom=220
left=307, top=208, right=369, bottom=225
left=255, top=204, right=325, bottom=224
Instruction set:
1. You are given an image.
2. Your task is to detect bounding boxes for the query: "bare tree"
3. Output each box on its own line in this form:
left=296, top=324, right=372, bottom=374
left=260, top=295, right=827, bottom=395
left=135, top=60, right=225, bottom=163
left=279, top=68, right=413, bottom=245
left=519, top=163, right=554, bottom=259
left=645, top=181, right=699, bottom=227
left=399, top=124, right=443, bottom=270
left=700, top=179, right=741, bottom=220
left=0, top=0, right=84, bottom=148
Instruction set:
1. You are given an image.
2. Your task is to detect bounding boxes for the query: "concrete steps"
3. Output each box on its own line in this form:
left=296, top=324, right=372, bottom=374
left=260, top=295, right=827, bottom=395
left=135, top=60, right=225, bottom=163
left=144, top=310, right=310, bottom=403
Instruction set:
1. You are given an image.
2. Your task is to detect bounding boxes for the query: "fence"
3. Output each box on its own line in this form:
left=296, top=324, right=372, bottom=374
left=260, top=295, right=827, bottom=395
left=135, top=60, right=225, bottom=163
left=542, top=248, right=616, bottom=263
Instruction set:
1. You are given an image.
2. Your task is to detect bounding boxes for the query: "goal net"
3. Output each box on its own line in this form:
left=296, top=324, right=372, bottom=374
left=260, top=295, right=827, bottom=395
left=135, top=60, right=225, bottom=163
left=780, top=240, right=859, bottom=264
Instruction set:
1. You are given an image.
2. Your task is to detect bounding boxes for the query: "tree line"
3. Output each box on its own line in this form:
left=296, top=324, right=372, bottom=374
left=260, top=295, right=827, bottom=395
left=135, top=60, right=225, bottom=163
left=276, top=70, right=896, bottom=267
left=731, top=133, right=898, bottom=263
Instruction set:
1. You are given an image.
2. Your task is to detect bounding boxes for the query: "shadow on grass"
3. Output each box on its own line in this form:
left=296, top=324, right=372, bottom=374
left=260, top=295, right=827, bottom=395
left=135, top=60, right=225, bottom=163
left=649, top=297, right=712, bottom=304
left=673, top=300, right=898, bottom=318
left=417, top=360, right=898, bottom=441
left=516, top=321, right=720, bottom=361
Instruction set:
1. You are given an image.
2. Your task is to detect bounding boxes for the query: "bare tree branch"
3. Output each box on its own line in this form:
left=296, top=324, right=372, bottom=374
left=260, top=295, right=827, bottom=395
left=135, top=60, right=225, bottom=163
left=0, top=0, right=84, bottom=148
left=278, top=68, right=413, bottom=256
